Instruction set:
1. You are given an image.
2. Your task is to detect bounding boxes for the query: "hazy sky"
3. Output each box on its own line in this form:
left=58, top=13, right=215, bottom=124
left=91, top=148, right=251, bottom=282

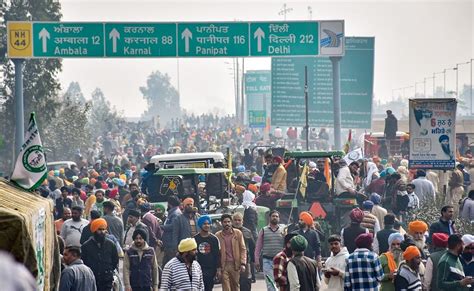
left=59, top=0, right=473, bottom=117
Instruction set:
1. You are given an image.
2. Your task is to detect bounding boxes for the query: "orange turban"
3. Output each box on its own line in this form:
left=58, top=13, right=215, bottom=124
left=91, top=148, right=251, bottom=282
left=248, top=184, right=258, bottom=194
left=90, top=170, right=99, bottom=179
left=299, top=211, right=313, bottom=226
left=408, top=220, right=428, bottom=233
left=183, top=197, right=194, bottom=206
left=90, top=218, right=107, bottom=233
left=108, top=172, right=116, bottom=178
left=403, top=245, right=421, bottom=261
left=90, top=178, right=97, bottom=186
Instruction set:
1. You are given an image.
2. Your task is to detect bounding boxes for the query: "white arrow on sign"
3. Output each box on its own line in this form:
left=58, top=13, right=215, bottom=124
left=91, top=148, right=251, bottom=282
left=254, top=27, right=265, bottom=52
left=109, top=28, right=120, bottom=53
left=181, top=28, right=192, bottom=53
left=39, top=28, right=50, bottom=53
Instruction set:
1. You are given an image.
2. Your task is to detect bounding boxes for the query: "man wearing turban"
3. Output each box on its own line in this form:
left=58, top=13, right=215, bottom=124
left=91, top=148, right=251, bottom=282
left=81, top=218, right=119, bottom=291
left=461, top=234, right=474, bottom=283
left=408, top=220, right=428, bottom=259
left=379, top=232, right=404, bottom=291
left=294, top=211, right=322, bottom=265
left=341, top=208, right=369, bottom=253
left=123, top=228, right=158, bottom=291
left=161, top=238, right=204, bottom=290
left=287, top=235, right=320, bottom=290
left=173, top=197, right=201, bottom=254
left=344, top=233, right=383, bottom=290
left=424, top=233, right=449, bottom=291
left=394, top=246, right=422, bottom=290
left=194, top=215, right=220, bottom=291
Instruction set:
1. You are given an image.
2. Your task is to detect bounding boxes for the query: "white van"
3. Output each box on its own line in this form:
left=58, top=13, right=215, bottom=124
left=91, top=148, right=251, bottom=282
left=150, top=152, right=225, bottom=169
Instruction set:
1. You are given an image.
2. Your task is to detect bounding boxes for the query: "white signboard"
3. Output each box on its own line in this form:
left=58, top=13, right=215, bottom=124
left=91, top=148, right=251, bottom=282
left=409, top=98, right=457, bottom=170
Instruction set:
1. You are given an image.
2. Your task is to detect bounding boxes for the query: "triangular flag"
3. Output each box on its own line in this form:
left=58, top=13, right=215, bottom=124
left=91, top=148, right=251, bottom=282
left=11, top=112, right=48, bottom=190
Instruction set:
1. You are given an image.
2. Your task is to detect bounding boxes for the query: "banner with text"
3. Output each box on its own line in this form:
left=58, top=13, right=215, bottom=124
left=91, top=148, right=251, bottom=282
left=409, top=98, right=457, bottom=170
left=245, top=70, right=271, bottom=128
left=271, top=37, right=374, bottom=128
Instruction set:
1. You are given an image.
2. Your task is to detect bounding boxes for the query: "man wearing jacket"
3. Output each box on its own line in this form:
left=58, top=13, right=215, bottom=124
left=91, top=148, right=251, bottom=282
left=448, top=165, right=465, bottom=215
left=59, top=246, right=97, bottom=291
left=173, top=197, right=200, bottom=251
left=233, top=212, right=255, bottom=291
left=139, top=202, right=162, bottom=252
left=323, top=235, right=349, bottom=291
left=123, top=228, right=158, bottom=291
left=287, top=235, right=320, bottom=291
left=215, top=214, right=247, bottom=291
left=423, top=233, right=449, bottom=291
left=160, top=195, right=182, bottom=266
left=437, top=234, right=474, bottom=290
left=271, top=156, right=287, bottom=192
left=81, top=218, right=119, bottom=291
left=429, top=205, right=457, bottom=246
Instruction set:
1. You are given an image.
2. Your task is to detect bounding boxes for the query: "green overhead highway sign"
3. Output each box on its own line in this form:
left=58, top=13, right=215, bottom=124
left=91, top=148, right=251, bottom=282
left=177, top=22, right=249, bottom=57
left=32, top=22, right=104, bottom=57
left=250, top=22, right=319, bottom=56
left=7, top=20, right=344, bottom=58
left=104, top=23, right=176, bottom=57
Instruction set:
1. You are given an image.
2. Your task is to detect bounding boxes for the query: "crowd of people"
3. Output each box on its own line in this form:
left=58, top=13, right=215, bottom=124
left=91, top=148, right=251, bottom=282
left=4, top=111, right=471, bottom=291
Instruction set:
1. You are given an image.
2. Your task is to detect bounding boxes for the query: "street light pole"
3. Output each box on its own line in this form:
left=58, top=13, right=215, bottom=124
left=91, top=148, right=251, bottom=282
left=415, top=81, right=423, bottom=97
left=471, top=59, right=473, bottom=114
left=278, top=3, right=293, bottom=20
left=433, top=72, right=444, bottom=97
left=455, top=62, right=470, bottom=97
left=443, top=69, right=446, bottom=98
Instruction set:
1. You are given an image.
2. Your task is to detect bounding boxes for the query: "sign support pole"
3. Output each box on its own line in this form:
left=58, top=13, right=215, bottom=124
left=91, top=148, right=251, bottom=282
left=330, top=56, right=342, bottom=150
left=13, top=59, right=25, bottom=159
left=304, top=65, right=309, bottom=151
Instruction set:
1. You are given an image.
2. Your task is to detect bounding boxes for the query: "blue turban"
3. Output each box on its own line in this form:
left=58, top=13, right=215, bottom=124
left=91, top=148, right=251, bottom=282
left=388, top=232, right=404, bottom=246
left=362, top=200, right=374, bottom=210
left=112, top=178, right=125, bottom=187
left=380, top=170, right=387, bottom=178
left=237, top=165, right=246, bottom=173
left=386, top=167, right=396, bottom=175
left=197, top=215, right=212, bottom=228
left=369, top=193, right=382, bottom=205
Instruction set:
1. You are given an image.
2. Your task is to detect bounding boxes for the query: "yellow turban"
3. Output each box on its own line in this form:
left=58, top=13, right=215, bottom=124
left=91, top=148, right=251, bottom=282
left=178, top=238, right=197, bottom=252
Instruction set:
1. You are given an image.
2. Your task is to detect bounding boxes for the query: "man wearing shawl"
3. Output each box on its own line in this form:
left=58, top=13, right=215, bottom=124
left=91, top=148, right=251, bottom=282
left=379, top=233, right=404, bottom=291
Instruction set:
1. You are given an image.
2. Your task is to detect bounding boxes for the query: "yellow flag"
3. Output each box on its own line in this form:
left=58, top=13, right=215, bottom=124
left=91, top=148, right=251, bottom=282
left=299, top=164, right=309, bottom=199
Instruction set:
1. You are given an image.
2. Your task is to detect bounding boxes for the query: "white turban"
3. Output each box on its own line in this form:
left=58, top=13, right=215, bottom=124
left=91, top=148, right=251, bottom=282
left=462, top=234, right=474, bottom=246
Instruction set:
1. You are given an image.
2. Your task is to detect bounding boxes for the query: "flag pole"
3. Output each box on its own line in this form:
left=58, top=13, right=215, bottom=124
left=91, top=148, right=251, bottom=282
left=287, top=162, right=307, bottom=225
